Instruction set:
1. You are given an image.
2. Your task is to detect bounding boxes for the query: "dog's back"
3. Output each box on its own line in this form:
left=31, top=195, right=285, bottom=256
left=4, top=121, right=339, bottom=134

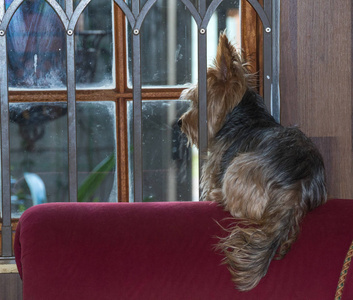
left=211, top=90, right=326, bottom=290
left=218, top=90, right=326, bottom=213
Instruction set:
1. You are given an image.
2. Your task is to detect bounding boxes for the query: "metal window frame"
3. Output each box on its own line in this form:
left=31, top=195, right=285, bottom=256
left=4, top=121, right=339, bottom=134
left=116, top=0, right=279, bottom=201
left=0, top=0, right=280, bottom=258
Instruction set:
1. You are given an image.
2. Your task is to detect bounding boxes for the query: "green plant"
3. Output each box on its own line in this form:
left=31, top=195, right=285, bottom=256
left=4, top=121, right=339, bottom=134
left=77, top=152, right=116, bottom=202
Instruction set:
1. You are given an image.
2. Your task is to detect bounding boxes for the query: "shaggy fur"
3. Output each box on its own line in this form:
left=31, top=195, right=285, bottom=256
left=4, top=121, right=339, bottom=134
left=178, top=33, right=327, bottom=291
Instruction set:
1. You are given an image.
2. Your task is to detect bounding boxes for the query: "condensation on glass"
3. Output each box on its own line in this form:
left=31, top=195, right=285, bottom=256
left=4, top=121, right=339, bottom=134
left=6, top=0, right=114, bottom=90
left=9, top=102, right=117, bottom=218
left=126, top=0, right=241, bottom=87
left=127, top=100, right=197, bottom=202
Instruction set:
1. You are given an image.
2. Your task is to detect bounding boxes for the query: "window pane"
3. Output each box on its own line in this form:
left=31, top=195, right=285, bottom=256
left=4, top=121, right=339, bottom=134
left=9, top=102, right=117, bottom=218
left=77, top=102, right=117, bottom=203
left=75, top=0, right=114, bottom=88
left=127, top=100, right=197, bottom=202
left=126, top=0, right=195, bottom=87
left=7, top=0, right=66, bottom=89
left=6, top=0, right=114, bottom=89
left=126, top=0, right=240, bottom=87
left=129, top=0, right=197, bottom=8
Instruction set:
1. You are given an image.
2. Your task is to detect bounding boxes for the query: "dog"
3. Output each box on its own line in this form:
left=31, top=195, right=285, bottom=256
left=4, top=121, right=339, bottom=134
left=178, top=33, right=327, bottom=291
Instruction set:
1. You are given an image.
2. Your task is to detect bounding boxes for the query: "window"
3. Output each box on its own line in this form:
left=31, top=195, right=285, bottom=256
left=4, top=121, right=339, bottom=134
left=0, top=0, right=277, bottom=257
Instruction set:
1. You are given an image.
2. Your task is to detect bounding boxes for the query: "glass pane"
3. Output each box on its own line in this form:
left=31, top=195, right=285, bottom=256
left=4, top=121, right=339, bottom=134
left=77, top=102, right=117, bottom=203
left=127, top=0, right=195, bottom=86
left=127, top=100, right=198, bottom=202
left=126, top=0, right=241, bottom=87
left=6, top=0, right=114, bottom=89
left=207, top=0, right=242, bottom=54
left=75, top=0, right=114, bottom=88
left=127, top=0, right=199, bottom=9
left=7, top=0, right=66, bottom=89
left=9, top=102, right=117, bottom=218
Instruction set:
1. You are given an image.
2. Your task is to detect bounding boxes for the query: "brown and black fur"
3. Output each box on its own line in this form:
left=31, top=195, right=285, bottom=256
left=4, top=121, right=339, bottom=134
left=178, top=33, right=327, bottom=291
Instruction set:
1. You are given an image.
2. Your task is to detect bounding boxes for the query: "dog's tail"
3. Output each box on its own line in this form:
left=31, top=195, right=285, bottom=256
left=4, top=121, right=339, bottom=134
left=217, top=190, right=304, bottom=291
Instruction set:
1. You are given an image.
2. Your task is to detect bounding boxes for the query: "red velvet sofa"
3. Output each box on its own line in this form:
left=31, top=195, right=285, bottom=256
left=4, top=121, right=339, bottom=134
left=15, top=199, right=353, bottom=300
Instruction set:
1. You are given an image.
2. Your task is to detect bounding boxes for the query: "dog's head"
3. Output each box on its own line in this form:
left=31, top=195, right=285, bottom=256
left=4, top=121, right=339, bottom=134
left=178, top=33, right=252, bottom=146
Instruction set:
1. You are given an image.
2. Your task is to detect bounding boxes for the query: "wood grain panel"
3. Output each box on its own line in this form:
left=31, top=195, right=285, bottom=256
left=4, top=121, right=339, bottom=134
left=117, top=99, right=130, bottom=202
left=241, top=0, right=263, bottom=95
left=280, top=0, right=298, bottom=124
left=0, top=274, right=22, bottom=300
left=280, top=0, right=353, bottom=198
left=0, top=221, right=19, bottom=256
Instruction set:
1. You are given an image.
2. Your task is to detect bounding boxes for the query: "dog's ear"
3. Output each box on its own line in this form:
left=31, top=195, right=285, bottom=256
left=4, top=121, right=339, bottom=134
left=215, top=33, right=237, bottom=82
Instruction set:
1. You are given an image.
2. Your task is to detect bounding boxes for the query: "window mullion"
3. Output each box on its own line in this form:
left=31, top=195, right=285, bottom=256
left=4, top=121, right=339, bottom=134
left=198, top=0, right=207, bottom=173
left=0, top=24, right=13, bottom=257
left=263, top=0, right=272, bottom=113
left=66, top=0, right=78, bottom=202
left=132, top=1, right=143, bottom=203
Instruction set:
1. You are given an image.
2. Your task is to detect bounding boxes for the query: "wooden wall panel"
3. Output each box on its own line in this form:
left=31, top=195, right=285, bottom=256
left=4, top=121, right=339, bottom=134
left=0, top=274, right=22, bottom=300
left=280, top=0, right=353, bottom=198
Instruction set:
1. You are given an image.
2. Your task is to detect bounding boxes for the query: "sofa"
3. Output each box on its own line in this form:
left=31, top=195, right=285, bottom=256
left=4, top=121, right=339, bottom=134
left=15, top=199, right=353, bottom=300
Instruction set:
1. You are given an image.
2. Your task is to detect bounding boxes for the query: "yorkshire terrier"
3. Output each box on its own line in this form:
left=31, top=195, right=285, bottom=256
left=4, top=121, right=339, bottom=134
left=178, top=33, right=327, bottom=291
